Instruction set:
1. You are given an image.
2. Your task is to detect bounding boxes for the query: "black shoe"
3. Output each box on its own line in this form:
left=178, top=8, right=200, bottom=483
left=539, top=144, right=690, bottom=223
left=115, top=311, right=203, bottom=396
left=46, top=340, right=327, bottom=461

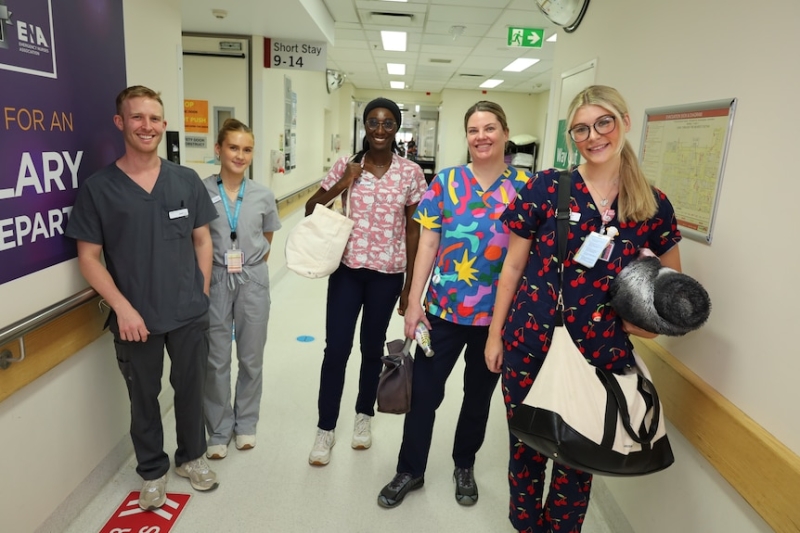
left=377, top=472, right=424, bottom=508
left=454, top=467, right=478, bottom=506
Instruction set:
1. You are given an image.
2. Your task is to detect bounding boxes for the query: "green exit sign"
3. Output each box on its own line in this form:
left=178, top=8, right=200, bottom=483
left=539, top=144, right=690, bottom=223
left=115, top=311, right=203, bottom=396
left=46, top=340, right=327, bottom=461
left=507, top=27, right=544, bottom=48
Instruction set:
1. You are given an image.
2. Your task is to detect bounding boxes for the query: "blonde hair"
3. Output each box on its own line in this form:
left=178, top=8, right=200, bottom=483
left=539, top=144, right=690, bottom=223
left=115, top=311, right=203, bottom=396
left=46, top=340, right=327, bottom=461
left=115, top=85, right=163, bottom=115
left=216, top=118, right=254, bottom=146
left=566, top=85, right=657, bottom=222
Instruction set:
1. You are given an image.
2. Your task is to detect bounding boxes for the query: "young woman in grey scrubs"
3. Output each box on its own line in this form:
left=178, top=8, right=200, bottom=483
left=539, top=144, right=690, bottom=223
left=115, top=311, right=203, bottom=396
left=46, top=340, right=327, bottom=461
left=202, top=119, right=281, bottom=459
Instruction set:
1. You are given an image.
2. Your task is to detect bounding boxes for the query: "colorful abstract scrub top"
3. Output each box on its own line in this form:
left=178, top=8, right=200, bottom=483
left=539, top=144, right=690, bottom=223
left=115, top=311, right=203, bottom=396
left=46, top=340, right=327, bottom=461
left=500, top=168, right=682, bottom=371
left=414, top=165, right=530, bottom=326
left=322, top=154, right=427, bottom=274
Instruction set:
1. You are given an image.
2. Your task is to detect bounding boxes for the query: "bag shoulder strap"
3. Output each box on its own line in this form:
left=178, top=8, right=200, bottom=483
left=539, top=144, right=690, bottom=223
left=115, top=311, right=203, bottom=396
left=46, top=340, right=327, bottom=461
left=555, top=170, right=571, bottom=326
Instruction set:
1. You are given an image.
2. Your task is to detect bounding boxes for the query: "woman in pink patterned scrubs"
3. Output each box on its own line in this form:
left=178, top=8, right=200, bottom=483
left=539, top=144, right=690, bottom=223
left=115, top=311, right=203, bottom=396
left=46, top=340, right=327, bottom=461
left=305, top=98, right=428, bottom=466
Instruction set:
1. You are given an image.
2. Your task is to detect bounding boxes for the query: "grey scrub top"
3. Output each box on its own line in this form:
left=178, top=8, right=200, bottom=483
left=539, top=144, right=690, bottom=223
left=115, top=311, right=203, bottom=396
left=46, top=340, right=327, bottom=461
left=202, top=175, right=281, bottom=267
left=66, top=159, right=218, bottom=334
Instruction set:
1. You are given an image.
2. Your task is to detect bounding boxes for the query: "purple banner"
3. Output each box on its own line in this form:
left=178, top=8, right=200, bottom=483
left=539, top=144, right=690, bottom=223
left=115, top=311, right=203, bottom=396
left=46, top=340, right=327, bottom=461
left=0, top=0, right=126, bottom=285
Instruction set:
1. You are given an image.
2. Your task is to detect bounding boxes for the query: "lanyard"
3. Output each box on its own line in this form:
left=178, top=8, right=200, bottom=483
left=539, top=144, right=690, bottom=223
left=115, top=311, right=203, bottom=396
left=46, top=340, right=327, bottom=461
left=217, top=176, right=246, bottom=243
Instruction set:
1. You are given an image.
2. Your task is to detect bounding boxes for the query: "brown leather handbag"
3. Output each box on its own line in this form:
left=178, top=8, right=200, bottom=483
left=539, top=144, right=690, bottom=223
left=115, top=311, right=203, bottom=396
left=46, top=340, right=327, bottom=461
left=376, top=338, right=414, bottom=414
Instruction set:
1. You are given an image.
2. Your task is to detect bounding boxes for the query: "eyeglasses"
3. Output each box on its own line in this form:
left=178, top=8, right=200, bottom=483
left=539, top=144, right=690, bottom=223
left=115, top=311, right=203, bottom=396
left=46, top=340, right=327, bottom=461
left=567, top=115, right=617, bottom=143
left=365, top=118, right=397, bottom=132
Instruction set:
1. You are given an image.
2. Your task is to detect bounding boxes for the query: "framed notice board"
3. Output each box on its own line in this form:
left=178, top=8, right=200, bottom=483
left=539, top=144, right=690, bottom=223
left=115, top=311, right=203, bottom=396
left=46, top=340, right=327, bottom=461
left=638, top=98, right=737, bottom=244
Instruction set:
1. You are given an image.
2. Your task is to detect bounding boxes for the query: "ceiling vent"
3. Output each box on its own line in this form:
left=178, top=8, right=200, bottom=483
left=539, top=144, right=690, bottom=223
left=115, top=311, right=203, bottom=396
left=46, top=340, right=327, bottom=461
left=429, top=58, right=452, bottom=64
left=367, top=11, right=415, bottom=26
left=459, top=73, right=484, bottom=78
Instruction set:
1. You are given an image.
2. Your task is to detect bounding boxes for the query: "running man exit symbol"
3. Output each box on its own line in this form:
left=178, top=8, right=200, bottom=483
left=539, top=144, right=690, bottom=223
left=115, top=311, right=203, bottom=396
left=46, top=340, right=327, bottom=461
left=507, top=27, right=544, bottom=48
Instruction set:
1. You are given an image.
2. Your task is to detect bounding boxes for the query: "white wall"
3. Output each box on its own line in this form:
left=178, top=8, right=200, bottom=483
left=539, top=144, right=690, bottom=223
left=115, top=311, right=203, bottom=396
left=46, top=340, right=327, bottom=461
left=0, top=2, right=184, bottom=531
left=181, top=35, right=250, bottom=180
left=544, top=1, right=799, bottom=531
left=437, top=90, right=545, bottom=170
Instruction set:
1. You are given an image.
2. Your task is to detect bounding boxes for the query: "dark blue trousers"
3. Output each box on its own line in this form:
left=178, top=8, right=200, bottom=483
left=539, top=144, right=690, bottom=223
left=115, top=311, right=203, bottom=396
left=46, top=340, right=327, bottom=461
left=396, top=314, right=500, bottom=477
left=317, top=264, right=404, bottom=430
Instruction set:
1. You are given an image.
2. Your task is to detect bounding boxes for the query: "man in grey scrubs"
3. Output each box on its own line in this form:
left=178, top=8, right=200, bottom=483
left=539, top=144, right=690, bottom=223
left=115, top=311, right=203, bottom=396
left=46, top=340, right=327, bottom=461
left=66, top=85, right=219, bottom=511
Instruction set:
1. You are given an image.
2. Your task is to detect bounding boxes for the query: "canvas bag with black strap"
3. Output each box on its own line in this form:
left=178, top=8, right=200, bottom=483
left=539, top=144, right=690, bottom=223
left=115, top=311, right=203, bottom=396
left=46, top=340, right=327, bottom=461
left=509, top=170, right=674, bottom=476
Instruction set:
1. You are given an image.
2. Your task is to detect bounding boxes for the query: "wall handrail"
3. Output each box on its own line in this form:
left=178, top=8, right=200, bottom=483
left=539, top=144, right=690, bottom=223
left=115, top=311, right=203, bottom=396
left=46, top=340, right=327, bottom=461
left=0, top=288, right=98, bottom=348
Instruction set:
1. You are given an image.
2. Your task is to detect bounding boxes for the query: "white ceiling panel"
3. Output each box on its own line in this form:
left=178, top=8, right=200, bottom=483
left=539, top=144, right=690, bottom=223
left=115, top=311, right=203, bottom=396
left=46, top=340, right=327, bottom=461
left=180, top=0, right=559, bottom=95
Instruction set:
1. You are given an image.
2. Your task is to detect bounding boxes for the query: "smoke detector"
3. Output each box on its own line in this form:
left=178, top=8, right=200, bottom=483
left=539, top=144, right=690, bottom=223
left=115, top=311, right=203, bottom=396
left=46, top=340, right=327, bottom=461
left=211, top=9, right=227, bottom=19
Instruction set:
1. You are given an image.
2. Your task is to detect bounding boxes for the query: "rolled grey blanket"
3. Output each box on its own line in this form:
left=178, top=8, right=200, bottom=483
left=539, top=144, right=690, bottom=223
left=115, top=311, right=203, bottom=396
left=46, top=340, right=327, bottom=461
left=609, top=255, right=711, bottom=336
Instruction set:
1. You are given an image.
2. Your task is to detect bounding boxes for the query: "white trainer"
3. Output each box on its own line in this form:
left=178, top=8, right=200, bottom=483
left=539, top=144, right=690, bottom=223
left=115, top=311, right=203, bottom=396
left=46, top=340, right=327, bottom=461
left=206, top=444, right=228, bottom=460
left=139, top=475, right=166, bottom=510
left=351, top=413, right=372, bottom=449
left=235, top=434, right=256, bottom=450
left=308, top=429, right=335, bottom=466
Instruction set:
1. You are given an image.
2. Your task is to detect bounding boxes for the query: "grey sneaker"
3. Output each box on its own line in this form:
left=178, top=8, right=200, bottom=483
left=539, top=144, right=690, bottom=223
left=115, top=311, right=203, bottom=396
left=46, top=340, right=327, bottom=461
left=308, top=429, right=335, bottom=465
left=377, top=472, right=424, bottom=508
left=175, top=457, right=219, bottom=491
left=351, top=413, right=372, bottom=449
left=139, top=475, right=166, bottom=510
left=454, top=466, right=478, bottom=505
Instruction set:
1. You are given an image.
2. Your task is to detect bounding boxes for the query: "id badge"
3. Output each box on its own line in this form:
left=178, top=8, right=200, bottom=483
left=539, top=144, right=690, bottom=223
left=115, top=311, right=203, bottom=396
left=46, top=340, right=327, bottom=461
left=574, top=232, right=612, bottom=268
left=224, top=249, right=244, bottom=273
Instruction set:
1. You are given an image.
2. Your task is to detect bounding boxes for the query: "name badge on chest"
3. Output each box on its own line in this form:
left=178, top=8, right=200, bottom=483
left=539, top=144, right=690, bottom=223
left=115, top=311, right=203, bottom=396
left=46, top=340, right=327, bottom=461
left=224, top=249, right=244, bottom=273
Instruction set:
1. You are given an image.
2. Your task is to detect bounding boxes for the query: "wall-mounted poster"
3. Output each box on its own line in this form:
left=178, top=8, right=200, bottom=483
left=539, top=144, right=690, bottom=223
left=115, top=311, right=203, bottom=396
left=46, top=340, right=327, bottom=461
left=0, top=0, right=127, bottom=285
left=639, top=98, right=737, bottom=244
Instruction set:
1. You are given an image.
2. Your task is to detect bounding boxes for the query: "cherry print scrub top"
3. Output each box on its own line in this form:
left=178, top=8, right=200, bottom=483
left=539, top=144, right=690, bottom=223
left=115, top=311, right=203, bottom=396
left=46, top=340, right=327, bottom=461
left=500, top=168, right=682, bottom=370
left=414, top=165, right=531, bottom=326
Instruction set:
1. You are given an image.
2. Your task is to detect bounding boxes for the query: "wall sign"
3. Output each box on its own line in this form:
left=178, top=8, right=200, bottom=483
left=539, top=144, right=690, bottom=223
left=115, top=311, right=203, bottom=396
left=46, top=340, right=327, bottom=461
left=639, top=98, right=737, bottom=244
left=264, top=37, right=327, bottom=72
left=0, top=0, right=126, bottom=286
left=184, top=99, right=209, bottom=133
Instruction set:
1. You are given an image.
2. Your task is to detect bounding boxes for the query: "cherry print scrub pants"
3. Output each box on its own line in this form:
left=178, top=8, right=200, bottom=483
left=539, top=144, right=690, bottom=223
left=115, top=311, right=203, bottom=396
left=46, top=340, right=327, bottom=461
left=502, top=342, right=593, bottom=533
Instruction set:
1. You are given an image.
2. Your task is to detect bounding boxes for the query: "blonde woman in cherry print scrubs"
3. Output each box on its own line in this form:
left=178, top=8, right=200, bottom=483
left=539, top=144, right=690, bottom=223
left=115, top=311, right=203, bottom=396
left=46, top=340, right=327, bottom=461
left=486, top=85, right=682, bottom=533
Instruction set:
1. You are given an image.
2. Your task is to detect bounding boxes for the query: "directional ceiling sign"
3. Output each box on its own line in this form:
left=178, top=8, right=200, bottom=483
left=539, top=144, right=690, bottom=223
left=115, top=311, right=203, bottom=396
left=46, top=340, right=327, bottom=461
left=507, top=27, right=545, bottom=48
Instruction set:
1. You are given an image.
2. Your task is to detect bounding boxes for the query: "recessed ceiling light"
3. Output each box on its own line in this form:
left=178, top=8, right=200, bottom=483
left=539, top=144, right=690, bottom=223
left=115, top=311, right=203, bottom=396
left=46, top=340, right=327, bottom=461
left=387, top=63, right=406, bottom=75
left=547, top=33, right=557, bottom=42
left=503, top=58, right=540, bottom=72
left=381, top=31, right=407, bottom=52
left=390, top=81, right=406, bottom=89
left=479, top=79, right=504, bottom=89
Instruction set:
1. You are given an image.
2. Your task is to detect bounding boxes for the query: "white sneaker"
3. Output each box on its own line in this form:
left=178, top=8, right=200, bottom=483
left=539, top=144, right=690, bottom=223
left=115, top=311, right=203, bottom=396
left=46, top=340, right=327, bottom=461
left=308, top=429, right=335, bottom=466
left=351, top=413, right=372, bottom=450
left=175, top=457, right=219, bottom=491
left=235, top=434, right=256, bottom=450
left=206, top=444, right=228, bottom=460
left=139, top=475, right=166, bottom=510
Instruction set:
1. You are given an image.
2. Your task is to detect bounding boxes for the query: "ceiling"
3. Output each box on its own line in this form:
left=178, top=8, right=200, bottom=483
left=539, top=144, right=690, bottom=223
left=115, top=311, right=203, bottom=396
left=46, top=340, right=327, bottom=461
left=180, top=0, right=558, bottom=96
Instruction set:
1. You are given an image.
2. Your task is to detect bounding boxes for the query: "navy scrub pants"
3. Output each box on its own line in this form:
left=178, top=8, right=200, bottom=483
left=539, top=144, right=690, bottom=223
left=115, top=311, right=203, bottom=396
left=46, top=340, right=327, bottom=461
left=395, top=314, right=500, bottom=477
left=112, top=313, right=209, bottom=480
left=316, top=264, right=404, bottom=430
left=502, top=341, right=593, bottom=533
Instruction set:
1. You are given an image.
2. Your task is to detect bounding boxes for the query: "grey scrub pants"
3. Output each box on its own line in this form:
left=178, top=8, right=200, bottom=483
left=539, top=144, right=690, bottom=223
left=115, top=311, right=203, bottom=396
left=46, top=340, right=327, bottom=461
left=204, top=262, right=271, bottom=445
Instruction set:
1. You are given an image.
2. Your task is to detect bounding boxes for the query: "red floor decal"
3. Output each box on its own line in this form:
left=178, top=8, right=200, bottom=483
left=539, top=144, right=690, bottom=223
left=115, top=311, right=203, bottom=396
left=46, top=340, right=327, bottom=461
left=99, top=491, right=191, bottom=533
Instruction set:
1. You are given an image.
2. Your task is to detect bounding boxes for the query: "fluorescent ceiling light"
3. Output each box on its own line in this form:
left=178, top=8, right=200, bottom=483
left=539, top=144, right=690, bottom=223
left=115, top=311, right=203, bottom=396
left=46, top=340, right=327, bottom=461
left=387, top=63, right=406, bottom=75
left=479, top=79, right=504, bottom=89
left=546, top=33, right=557, bottom=42
left=415, top=105, right=420, bottom=112
left=503, top=58, right=540, bottom=72
left=390, top=81, right=406, bottom=89
left=381, top=31, right=407, bottom=52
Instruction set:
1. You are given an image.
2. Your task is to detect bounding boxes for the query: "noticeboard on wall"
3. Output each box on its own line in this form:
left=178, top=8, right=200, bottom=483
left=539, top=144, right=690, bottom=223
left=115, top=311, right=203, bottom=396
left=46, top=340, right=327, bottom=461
left=638, top=98, right=737, bottom=244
